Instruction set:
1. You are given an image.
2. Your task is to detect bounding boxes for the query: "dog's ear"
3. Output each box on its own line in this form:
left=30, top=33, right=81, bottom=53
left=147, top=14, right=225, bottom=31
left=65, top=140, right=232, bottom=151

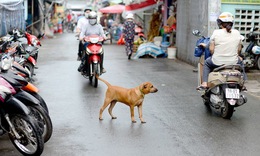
left=143, top=83, right=148, bottom=89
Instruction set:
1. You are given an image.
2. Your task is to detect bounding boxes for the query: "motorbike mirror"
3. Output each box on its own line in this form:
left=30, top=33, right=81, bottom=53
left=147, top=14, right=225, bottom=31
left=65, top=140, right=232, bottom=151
left=8, top=30, right=13, bottom=35
left=192, top=30, right=201, bottom=36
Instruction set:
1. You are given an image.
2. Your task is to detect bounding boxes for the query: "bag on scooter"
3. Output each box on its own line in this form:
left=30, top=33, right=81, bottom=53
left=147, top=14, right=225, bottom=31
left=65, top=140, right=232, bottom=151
left=194, top=37, right=211, bottom=59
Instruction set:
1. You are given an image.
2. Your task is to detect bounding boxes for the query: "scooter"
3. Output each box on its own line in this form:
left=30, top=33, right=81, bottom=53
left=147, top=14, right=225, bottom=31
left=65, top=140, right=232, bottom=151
left=0, top=34, right=36, bottom=79
left=8, top=28, right=41, bottom=62
left=103, top=27, right=112, bottom=44
left=0, top=54, right=53, bottom=143
left=23, top=30, right=42, bottom=61
left=193, top=30, right=247, bottom=119
left=0, top=84, right=44, bottom=156
left=81, top=35, right=105, bottom=88
left=135, top=24, right=146, bottom=42
left=241, top=26, right=260, bottom=70
left=1, top=53, right=49, bottom=113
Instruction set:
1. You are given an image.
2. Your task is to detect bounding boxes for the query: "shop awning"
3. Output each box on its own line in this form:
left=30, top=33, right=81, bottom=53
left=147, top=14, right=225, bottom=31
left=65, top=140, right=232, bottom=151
left=125, top=0, right=163, bottom=14
left=99, top=4, right=125, bottom=13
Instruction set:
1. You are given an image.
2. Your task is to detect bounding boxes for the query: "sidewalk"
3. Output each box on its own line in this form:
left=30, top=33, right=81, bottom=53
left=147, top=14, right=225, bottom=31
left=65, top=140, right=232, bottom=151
left=245, top=69, right=260, bottom=97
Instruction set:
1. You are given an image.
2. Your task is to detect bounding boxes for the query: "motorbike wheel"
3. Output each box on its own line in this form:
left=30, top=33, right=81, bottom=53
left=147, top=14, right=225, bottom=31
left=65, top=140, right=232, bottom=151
left=203, top=99, right=211, bottom=111
left=29, top=92, right=49, bottom=114
left=93, top=63, right=99, bottom=88
left=24, top=62, right=34, bottom=77
left=8, top=114, right=44, bottom=156
left=28, top=105, right=53, bottom=143
left=94, top=75, right=98, bottom=88
left=256, top=56, right=260, bottom=70
left=221, top=101, right=234, bottom=119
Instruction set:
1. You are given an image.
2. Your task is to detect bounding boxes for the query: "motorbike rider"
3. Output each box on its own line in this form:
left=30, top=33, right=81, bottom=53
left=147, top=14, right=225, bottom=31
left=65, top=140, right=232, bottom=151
left=76, top=8, right=92, bottom=61
left=78, top=11, right=107, bottom=73
left=197, top=12, right=247, bottom=90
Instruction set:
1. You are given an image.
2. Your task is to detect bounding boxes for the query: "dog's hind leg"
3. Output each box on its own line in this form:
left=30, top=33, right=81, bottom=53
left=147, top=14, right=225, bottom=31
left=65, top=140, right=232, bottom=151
left=108, top=101, right=117, bottom=119
left=99, top=99, right=112, bottom=120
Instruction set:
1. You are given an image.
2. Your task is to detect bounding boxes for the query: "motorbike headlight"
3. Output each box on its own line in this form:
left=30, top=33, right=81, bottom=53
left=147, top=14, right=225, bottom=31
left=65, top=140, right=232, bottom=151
left=1, top=55, right=13, bottom=71
left=89, top=37, right=99, bottom=43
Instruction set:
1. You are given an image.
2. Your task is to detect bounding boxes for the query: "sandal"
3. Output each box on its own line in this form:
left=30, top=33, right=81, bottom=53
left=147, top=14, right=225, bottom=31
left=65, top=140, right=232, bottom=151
left=242, top=86, right=247, bottom=91
left=196, top=86, right=208, bottom=91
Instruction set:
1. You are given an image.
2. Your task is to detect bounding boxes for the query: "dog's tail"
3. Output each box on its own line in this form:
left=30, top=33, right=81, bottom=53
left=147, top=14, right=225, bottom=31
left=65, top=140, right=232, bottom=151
left=96, top=75, right=111, bottom=87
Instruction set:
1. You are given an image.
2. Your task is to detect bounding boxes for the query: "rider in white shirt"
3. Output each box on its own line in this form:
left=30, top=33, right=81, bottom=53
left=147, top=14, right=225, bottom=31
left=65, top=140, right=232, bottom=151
left=76, top=8, right=91, bottom=61
left=78, top=11, right=106, bottom=74
left=197, top=12, right=246, bottom=90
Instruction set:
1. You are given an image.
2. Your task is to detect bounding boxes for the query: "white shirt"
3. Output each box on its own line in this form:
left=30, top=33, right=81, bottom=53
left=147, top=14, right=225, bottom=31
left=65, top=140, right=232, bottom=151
left=210, top=29, right=241, bottom=65
left=76, top=17, right=88, bottom=31
left=79, top=23, right=106, bottom=39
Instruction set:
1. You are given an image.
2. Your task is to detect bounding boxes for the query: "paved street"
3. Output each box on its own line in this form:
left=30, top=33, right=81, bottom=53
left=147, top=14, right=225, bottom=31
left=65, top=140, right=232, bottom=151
left=0, top=32, right=260, bottom=156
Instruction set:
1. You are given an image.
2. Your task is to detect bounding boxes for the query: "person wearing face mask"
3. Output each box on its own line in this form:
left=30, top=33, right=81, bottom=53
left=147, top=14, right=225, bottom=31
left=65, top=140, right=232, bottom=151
left=76, top=8, right=92, bottom=61
left=197, top=12, right=247, bottom=90
left=78, top=11, right=107, bottom=74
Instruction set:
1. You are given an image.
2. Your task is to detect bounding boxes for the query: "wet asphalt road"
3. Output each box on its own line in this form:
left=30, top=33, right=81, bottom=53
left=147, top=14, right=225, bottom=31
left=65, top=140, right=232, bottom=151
left=1, top=32, right=260, bottom=156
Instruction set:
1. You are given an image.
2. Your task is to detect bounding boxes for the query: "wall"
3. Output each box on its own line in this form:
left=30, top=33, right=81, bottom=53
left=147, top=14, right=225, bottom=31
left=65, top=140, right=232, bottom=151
left=222, top=3, right=260, bottom=44
left=175, top=0, right=209, bottom=65
left=0, top=0, right=25, bottom=36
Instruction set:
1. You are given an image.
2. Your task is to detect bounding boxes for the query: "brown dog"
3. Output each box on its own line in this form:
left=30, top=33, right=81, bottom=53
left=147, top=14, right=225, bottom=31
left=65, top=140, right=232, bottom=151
left=97, top=76, right=158, bottom=123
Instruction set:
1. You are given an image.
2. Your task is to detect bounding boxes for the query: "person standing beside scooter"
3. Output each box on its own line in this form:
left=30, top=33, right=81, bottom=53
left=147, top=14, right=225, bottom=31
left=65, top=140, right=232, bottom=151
left=76, top=8, right=92, bottom=61
left=123, top=13, right=136, bottom=60
left=78, top=11, right=107, bottom=74
left=197, top=12, right=246, bottom=90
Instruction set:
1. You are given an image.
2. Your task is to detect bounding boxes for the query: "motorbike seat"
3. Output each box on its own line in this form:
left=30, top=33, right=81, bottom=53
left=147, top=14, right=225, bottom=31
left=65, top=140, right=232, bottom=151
left=213, top=64, right=243, bottom=72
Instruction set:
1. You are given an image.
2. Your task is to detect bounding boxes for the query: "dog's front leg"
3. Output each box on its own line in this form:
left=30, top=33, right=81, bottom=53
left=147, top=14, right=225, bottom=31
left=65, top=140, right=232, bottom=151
left=138, top=104, right=146, bottom=123
left=130, top=106, right=136, bottom=123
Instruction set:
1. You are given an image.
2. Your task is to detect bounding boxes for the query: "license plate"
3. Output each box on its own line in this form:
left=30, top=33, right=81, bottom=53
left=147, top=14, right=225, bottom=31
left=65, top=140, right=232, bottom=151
left=225, top=88, right=240, bottom=99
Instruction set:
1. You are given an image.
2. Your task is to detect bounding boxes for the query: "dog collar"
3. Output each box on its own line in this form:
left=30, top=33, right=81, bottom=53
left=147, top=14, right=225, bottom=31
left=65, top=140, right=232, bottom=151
left=139, top=88, right=145, bottom=97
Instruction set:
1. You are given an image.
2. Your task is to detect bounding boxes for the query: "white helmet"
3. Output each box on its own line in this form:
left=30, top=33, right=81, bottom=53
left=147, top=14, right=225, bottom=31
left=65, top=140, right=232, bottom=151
left=218, top=12, right=234, bottom=23
left=126, top=13, right=134, bottom=19
left=252, top=46, right=260, bottom=55
left=88, top=11, right=97, bottom=25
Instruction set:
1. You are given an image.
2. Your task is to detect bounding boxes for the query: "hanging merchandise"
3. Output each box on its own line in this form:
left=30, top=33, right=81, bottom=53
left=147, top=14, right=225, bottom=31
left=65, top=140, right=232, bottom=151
left=147, top=12, right=162, bottom=42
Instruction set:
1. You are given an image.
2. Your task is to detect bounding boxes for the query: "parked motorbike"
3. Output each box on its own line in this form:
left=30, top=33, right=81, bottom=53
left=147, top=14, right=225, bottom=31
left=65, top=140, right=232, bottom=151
left=0, top=34, right=36, bottom=80
left=0, top=85, right=44, bottom=155
left=23, top=30, right=42, bottom=61
left=81, top=35, right=105, bottom=87
left=103, top=27, right=112, bottom=44
left=1, top=53, right=48, bottom=113
left=193, top=30, right=247, bottom=119
left=12, top=30, right=38, bottom=77
left=0, top=54, right=53, bottom=142
left=241, top=26, right=260, bottom=70
left=135, top=24, right=146, bottom=42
